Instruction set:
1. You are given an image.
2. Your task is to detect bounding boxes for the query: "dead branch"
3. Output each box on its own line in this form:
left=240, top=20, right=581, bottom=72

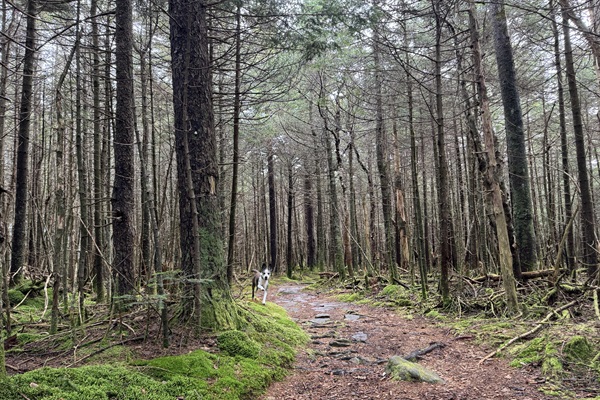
left=402, top=342, right=445, bottom=361
left=67, top=336, right=144, bottom=367
left=479, top=299, right=579, bottom=365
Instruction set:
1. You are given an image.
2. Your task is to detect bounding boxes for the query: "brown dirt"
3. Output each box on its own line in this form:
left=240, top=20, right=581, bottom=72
left=261, top=283, right=554, bottom=400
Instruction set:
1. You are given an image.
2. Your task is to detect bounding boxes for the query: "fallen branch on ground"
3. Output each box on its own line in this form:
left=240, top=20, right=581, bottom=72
left=479, top=299, right=579, bottom=365
left=67, top=336, right=144, bottom=367
left=402, top=342, right=445, bottom=362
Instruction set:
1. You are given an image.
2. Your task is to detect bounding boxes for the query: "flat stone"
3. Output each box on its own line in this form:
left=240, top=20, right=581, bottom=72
left=352, top=332, right=368, bottom=342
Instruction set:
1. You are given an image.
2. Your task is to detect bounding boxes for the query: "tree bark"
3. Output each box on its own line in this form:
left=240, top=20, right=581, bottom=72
left=372, top=0, right=395, bottom=280
left=550, top=0, right=575, bottom=275
left=113, top=0, right=136, bottom=298
left=267, top=145, right=277, bottom=271
left=491, top=0, right=537, bottom=274
left=10, top=0, right=37, bottom=284
left=434, top=0, right=452, bottom=302
left=466, top=1, right=519, bottom=312
left=91, top=0, right=105, bottom=301
left=286, top=161, right=294, bottom=279
left=561, top=6, right=599, bottom=277
left=226, top=4, right=242, bottom=283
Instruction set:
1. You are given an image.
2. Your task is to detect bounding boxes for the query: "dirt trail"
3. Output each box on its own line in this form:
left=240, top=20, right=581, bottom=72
left=261, top=284, right=551, bottom=400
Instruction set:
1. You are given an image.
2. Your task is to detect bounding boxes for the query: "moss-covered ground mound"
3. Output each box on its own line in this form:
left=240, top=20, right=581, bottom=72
left=0, top=301, right=308, bottom=400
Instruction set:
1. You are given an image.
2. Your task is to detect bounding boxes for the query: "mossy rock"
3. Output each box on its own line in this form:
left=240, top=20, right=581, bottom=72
left=386, top=356, right=444, bottom=383
left=381, top=285, right=413, bottom=307
left=218, top=330, right=261, bottom=358
left=563, top=336, right=593, bottom=363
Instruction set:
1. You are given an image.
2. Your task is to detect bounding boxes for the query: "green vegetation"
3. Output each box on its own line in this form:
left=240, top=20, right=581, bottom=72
left=0, top=300, right=308, bottom=400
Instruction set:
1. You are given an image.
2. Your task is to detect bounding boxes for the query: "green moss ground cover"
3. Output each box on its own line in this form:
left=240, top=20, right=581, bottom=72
left=0, top=301, right=308, bottom=400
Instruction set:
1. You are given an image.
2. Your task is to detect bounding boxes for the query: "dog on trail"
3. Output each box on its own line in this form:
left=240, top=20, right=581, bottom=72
left=252, top=263, right=271, bottom=305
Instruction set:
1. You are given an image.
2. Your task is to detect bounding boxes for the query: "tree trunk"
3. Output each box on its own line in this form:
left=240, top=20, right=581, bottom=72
left=561, top=6, right=599, bottom=277
left=91, top=0, right=105, bottom=301
left=267, top=145, right=277, bottom=272
left=75, top=2, right=90, bottom=321
left=372, top=2, right=395, bottom=280
left=10, top=0, right=37, bottom=284
left=434, top=0, right=452, bottom=302
left=286, top=161, right=294, bottom=279
left=169, top=0, right=238, bottom=330
left=226, top=4, right=242, bottom=283
left=304, top=169, right=316, bottom=270
left=113, top=0, right=136, bottom=298
left=491, top=0, right=537, bottom=274
left=466, top=1, right=519, bottom=312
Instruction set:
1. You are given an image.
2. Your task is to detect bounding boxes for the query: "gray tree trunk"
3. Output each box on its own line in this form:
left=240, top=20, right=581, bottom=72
left=491, top=0, right=537, bottom=274
left=561, top=7, right=598, bottom=278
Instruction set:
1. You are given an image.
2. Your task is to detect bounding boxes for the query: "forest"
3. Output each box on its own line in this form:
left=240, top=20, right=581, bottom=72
left=0, top=0, right=599, bottom=398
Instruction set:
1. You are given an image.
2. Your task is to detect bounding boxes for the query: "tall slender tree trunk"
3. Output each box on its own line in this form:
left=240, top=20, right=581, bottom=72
left=304, top=169, right=316, bottom=270
left=561, top=6, right=599, bottom=278
left=74, top=1, right=90, bottom=321
left=91, top=0, right=105, bottom=301
left=491, top=0, right=537, bottom=274
left=113, top=0, right=136, bottom=298
left=434, top=0, right=452, bottom=302
left=286, top=162, right=294, bottom=279
left=550, top=0, right=575, bottom=274
left=372, top=0, right=395, bottom=280
left=267, top=146, right=277, bottom=271
left=226, top=4, right=242, bottom=283
left=10, top=0, right=37, bottom=284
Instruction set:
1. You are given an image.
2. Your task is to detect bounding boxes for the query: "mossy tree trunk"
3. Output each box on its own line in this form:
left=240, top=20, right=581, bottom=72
left=169, top=0, right=239, bottom=330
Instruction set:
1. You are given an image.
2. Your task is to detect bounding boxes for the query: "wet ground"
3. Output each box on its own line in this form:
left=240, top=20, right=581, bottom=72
left=261, top=284, right=552, bottom=400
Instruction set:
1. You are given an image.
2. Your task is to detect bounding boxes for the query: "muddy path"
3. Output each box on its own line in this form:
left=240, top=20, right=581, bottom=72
left=261, top=284, right=551, bottom=400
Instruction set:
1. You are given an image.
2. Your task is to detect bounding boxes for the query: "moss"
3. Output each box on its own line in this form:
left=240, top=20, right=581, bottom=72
left=0, top=298, right=308, bottom=400
left=425, top=310, right=444, bottom=320
left=510, top=336, right=563, bottom=377
left=218, top=330, right=261, bottom=358
left=380, top=285, right=413, bottom=307
left=7, top=289, right=25, bottom=306
left=336, top=292, right=364, bottom=302
left=563, top=336, right=593, bottom=363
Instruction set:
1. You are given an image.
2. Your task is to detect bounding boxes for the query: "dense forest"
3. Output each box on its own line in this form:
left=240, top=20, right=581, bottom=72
left=0, top=0, right=599, bottom=394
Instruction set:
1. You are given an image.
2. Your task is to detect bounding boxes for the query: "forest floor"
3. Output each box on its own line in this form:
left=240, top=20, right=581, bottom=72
left=260, top=283, right=558, bottom=400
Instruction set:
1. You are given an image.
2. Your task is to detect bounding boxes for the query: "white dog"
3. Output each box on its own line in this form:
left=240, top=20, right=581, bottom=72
left=252, top=263, right=271, bottom=305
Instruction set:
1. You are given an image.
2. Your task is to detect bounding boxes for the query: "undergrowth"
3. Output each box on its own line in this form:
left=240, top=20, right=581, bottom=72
left=0, top=298, right=308, bottom=400
left=321, top=274, right=600, bottom=399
